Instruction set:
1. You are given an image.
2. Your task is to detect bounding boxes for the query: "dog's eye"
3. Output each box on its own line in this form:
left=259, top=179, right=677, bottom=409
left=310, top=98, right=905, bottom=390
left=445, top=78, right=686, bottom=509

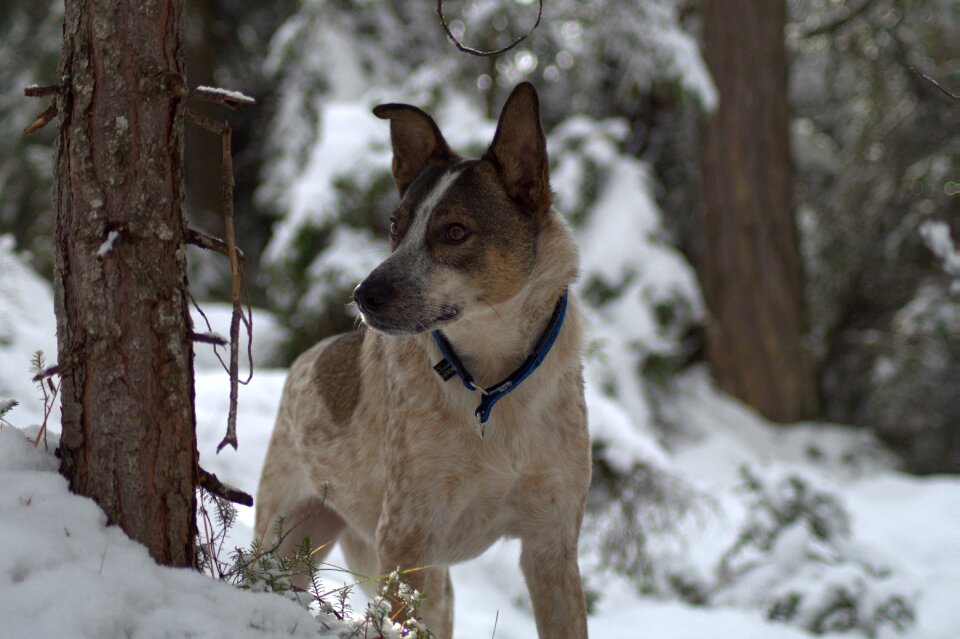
left=389, top=218, right=399, bottom=240
left=445, top=224, right=469, bottom=243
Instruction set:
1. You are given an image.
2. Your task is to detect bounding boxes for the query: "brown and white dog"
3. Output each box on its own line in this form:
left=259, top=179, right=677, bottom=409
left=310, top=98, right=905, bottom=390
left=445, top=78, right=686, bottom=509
left=254, top=83, right=591, bottom=638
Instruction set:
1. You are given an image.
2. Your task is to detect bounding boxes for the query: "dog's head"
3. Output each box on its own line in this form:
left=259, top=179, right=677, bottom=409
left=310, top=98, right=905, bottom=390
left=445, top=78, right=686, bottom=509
left=353, top=83, right=553, bottom=335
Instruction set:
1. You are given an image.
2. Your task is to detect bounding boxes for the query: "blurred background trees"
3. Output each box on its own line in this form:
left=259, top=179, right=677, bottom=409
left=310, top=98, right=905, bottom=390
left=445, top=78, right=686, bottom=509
left=789, top=0, right=959, bottom=473
left=1, top=0, right=955, bottom=468
left=700, top=0, right=818, bottom=423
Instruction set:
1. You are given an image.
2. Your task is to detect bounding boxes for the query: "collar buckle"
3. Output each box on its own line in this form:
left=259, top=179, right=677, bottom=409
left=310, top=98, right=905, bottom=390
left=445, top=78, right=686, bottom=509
left=431, top=289, right=569, bottom=425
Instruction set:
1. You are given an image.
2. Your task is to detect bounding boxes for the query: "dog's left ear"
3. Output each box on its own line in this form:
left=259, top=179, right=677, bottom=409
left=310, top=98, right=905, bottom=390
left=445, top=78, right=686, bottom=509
left=484, top=82, right=552, bottom=216
left=373, top=103, right=455, bottom=194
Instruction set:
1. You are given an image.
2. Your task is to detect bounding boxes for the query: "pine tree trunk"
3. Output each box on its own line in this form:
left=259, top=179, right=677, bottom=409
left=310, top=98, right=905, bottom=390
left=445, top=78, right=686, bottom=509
left=53, top=0, right=196, bottom=567
left=699, top=0, right=817, bottom=422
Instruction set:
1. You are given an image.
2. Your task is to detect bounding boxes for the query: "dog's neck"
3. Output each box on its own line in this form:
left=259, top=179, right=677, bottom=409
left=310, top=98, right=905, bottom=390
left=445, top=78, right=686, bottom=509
left=429, top=212, right=579, bottom=388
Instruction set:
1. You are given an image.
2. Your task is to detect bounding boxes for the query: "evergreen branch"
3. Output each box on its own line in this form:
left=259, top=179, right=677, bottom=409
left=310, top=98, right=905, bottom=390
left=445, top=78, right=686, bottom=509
left=0, top=399, right=18, bottom=426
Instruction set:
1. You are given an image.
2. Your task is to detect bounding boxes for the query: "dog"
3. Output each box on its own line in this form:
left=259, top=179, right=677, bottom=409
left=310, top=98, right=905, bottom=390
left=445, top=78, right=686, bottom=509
left=255, top=83, right=591, bottom=638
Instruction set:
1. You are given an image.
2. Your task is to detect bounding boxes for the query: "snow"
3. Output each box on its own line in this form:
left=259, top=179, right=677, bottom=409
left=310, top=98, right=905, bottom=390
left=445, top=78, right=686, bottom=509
left=262, top=90, right=494, bottom=284
left=302, top=226, right=387, bottom=317
left=843, top=476, right=960, bottom=639
left=264, top=102, right=392, bottom=266
left=597, top=0, right=718, bottom=111
left=8, top=401, right=955, bottom=639
left=0, top=427, right=321, bottom=639
left=0, top=235, right=58, bottom=428
left=584, top=383, right=672, bottom=472
left=194, top=85, right=256, bottom=105
left=920, top=220, right=960, bottom=293
left=96, top=229, right=119, bottom=257
left=1, top=245, right=959, bottom=638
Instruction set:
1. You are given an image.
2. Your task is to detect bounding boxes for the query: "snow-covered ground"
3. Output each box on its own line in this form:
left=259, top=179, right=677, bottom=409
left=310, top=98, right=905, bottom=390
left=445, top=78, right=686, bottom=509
left=2, top=238, right=958, bottom=638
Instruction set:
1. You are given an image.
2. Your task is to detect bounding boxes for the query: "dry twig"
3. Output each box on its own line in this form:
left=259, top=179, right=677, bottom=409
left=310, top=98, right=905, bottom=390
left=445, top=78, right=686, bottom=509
left=24, top=84, right=68, bottom=97
left=32, top=377, right=60, bottom=449
left=220, top=121, right=243, bottom=452
left=910, top=67, right=960, bottom=101
left=197, top=465, right=254, bottom=507
left=437, top=0, right=543, bottom=57
left=187, top=227, right=248, bottom=263
left=23, top=103, right=58, bottom=137
left=191, top=331, right=229, bottom=346
left=22, top=83, right=69, bottom=137
left=31, top=364, right=60, bottom=383
left=185, top=98, right=253, bottom=453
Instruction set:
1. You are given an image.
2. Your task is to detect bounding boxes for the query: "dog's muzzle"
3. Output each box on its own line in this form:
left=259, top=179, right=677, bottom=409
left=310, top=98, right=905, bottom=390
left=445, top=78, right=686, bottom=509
left=353, top=276, right=461, bottom=335
left=353, top=279, right=392, bottom=314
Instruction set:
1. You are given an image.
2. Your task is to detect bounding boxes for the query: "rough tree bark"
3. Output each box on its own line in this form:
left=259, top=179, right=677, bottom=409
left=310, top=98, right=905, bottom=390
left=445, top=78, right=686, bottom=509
left=53, top=0, right=197, bottom=566
left=700, top=0, right=818, bottom=422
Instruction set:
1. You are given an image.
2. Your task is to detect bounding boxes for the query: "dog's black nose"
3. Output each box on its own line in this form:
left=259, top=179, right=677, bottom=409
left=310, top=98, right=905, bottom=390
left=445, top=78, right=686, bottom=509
left=353, top=280, right=391, bottom=313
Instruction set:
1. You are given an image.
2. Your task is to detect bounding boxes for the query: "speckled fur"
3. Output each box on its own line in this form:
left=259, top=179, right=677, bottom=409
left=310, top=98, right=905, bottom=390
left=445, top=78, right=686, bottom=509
left=255, top=84, right=590, bottom=638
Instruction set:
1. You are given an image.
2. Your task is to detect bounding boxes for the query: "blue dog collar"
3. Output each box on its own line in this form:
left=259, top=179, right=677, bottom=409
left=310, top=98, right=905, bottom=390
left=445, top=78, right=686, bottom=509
left=431, top=289, right=569, bottom=425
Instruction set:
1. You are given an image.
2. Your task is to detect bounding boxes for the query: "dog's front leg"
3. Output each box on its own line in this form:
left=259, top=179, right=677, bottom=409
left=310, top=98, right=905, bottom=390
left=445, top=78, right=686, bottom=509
left=377, top=509, right=454, bottom=638
left=520, top=531, right=589, bottom=638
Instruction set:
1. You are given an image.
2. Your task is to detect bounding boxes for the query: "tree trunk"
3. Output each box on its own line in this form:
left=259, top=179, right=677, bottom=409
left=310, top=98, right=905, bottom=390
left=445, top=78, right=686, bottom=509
left=53, top=0, right=196, bottom=567
left=699, top=0, right=817, bottom=422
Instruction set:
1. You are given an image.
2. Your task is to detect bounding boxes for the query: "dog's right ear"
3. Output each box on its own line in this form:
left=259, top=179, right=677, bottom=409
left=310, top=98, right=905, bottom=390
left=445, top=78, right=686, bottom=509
left=484, top=83, right=551, bottom=217
left=373, top=104, right=454, bottom=194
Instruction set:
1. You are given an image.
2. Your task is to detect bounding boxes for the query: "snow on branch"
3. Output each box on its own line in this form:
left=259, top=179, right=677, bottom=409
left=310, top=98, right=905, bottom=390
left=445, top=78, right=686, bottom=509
left=191, top=85, right=256, bottom=109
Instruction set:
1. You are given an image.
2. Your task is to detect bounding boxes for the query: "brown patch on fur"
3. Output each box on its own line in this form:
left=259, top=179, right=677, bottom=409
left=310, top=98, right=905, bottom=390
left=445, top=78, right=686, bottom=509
left=427, top=161, right=539, bottom=304
left=315, top=331, right=364, bottom=423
